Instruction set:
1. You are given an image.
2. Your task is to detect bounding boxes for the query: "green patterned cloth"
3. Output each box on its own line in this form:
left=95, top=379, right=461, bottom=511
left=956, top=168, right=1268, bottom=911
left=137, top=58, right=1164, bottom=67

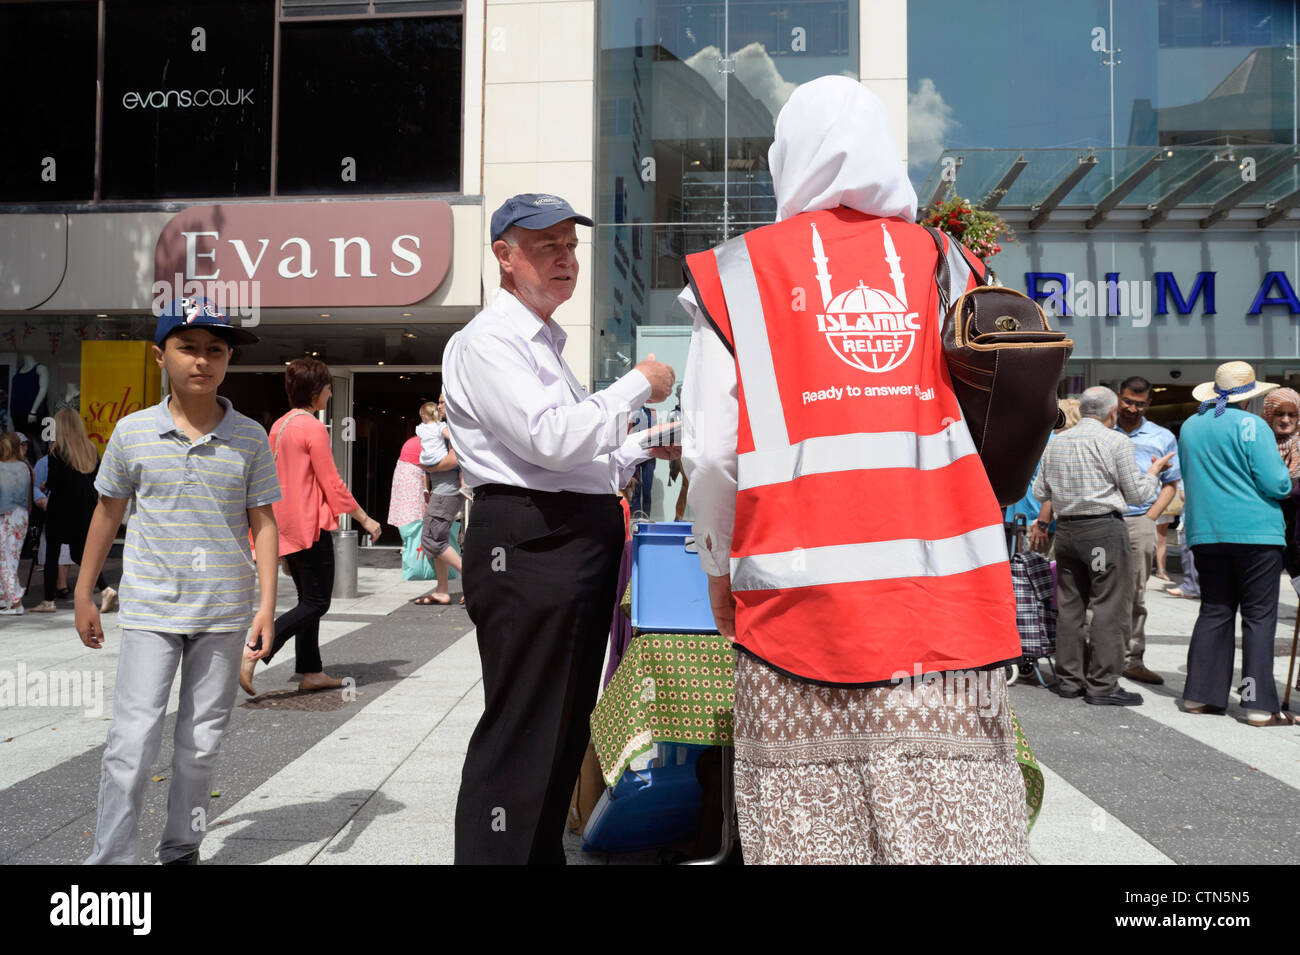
left=591, top=632, right=735, bottom=787
left=1011, top=705, right=1045, bottom=832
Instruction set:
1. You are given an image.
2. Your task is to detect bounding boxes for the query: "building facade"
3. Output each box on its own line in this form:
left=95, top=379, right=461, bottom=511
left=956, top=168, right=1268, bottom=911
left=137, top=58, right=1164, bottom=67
left=4, top=0, right=1299, bottom=522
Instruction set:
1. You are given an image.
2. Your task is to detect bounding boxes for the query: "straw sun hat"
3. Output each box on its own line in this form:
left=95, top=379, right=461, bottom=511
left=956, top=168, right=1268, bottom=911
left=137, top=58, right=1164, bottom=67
left=1192, top=361, right=1278, bottom=416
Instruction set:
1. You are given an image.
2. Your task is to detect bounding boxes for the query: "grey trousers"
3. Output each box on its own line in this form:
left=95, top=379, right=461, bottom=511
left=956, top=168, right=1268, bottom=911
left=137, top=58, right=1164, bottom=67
left=1123, top=514, right=1158, bottom=668
left=1054, top=516, right=1133, bottom=697
left=86, top=628, right=243, bottom=865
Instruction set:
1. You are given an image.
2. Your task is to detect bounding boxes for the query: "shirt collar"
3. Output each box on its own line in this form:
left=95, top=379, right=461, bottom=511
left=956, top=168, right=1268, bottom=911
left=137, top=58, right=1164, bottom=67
left=154, top=395, right=236, bottom=441
left=1114, top=416, right=1151, bottom=437
left=494, top=287, right=567, bottom=352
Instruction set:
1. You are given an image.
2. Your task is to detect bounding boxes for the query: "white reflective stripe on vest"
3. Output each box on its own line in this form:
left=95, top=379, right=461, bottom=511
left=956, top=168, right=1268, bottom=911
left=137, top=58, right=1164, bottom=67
left=737, top=420, right=978, bottom=491
left=714, top=236, right=790, bottom=451
left=729, top=523, right=1008, bottom=593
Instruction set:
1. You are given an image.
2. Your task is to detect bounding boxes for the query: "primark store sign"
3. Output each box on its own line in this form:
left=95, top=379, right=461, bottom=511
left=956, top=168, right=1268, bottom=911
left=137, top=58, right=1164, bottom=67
left=997, top=234, right=1300, bottom=360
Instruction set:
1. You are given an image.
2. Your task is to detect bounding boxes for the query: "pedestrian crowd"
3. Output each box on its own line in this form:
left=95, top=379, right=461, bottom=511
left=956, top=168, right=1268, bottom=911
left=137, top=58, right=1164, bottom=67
left=6, top=73, right=1300, bottom=871
left=1028, top=366, right=1299, bottom=725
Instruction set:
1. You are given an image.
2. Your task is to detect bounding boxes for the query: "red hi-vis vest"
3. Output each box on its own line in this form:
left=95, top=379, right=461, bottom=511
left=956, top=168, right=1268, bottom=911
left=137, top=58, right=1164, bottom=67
left=684, top=207, right=1020, bottom=685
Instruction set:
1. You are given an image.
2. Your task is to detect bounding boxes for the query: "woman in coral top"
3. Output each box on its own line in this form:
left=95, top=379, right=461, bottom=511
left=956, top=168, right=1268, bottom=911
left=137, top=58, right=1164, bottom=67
left=241, top=358, right=381, bottom=695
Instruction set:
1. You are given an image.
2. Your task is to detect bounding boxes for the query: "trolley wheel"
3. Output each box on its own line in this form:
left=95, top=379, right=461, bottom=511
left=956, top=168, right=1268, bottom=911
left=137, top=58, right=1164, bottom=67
left=1005, top=663, right=1019, bottom=686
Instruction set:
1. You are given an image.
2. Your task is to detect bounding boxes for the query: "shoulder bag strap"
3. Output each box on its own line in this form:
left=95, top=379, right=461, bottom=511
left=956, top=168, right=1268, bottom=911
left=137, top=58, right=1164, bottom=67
left=923, top=225, right=989, bottom=313
left=924, top=225, right=952, bottom=312
left=271, top=409, right=314, bottom=460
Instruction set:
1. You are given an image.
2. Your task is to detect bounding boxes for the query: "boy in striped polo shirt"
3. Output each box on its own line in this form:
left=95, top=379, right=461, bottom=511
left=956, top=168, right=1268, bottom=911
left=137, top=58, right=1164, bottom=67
left=75, top=298, right=281, bottom=865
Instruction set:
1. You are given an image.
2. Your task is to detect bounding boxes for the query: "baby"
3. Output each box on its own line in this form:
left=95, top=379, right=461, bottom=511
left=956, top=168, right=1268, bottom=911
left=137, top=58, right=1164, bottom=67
left=416, top=401, right=445, bottom=468
left=418, top=398, right=471, bottom=499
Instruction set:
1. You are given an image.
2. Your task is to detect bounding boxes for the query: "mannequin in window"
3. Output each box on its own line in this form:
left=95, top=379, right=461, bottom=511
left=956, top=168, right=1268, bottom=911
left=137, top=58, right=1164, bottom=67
left=55, top=381, right=80, bottom=412
left=11, top=356, right=49, bottom=432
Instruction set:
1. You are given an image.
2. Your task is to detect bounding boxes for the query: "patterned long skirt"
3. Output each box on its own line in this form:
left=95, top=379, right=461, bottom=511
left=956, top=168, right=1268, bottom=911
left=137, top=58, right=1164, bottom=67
left=0, top=507, right=28, bottom=608
left=733, top=652, right=1029, bottom=864
left=387, top=460, right=427, bottom=528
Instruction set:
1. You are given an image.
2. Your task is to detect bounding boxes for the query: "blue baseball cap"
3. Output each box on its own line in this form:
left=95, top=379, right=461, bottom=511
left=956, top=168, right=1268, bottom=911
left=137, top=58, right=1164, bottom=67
left=490, top=193, right=594, bottom=242
left=154, top=297, right=259, bottom=347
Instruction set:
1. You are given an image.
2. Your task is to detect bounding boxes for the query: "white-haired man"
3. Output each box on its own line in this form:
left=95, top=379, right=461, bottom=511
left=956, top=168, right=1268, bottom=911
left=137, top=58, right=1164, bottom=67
left=1033, top=386, right=1173, bottom=706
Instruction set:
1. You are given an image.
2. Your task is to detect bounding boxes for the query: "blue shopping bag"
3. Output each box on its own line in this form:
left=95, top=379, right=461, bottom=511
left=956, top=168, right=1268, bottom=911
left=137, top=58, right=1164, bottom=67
left=400, top=519, right=436, bottom=581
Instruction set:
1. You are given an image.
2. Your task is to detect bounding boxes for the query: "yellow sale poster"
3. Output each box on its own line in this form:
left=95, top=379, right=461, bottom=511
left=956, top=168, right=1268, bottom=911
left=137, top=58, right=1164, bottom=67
left=81, top=341, right=161, bottom=453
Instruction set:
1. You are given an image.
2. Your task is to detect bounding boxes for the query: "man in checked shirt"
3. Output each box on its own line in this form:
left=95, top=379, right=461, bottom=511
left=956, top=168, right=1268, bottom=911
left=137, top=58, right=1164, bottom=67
left=1033, top=386, right=1174, bottom=706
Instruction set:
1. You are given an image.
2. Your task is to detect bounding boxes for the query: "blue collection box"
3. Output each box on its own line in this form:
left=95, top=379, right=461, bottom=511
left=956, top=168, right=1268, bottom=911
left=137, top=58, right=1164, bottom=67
left=629, top=521, right=716, bottom=634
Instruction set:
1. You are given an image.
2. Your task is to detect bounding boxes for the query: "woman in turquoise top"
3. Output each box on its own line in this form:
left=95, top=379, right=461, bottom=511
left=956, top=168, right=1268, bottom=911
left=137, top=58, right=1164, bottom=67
left=1178, top=362, right=1295, bottom=726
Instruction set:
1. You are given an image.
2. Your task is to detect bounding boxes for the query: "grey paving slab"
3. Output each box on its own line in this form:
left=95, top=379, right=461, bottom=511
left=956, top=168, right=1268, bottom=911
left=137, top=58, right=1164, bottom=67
left=1010, top=679, right=1300, bottom=865
left=0, top=593, right=468, bottom=864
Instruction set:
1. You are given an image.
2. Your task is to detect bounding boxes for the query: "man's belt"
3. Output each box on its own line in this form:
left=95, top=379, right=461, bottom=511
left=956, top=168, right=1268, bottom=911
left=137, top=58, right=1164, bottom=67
left=473, top=483, right=617, bottom=502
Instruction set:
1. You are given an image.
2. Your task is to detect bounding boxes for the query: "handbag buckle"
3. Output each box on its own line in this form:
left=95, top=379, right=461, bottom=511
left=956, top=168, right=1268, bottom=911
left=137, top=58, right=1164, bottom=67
left=995, top=315, right=1021, bottom=332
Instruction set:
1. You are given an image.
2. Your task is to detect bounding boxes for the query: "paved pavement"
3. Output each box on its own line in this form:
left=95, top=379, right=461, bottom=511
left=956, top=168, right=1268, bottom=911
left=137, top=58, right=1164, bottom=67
left=2, top=549, right=1299, bottom=865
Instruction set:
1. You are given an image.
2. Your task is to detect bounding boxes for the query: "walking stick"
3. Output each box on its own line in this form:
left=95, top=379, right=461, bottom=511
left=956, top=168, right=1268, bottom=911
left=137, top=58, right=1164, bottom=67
left=1284, top=610, right=1300, bottom=712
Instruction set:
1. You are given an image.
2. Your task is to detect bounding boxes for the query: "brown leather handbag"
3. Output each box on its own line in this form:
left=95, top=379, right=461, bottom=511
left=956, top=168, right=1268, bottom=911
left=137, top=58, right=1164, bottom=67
left=925, top=227, right=1073, bottom=506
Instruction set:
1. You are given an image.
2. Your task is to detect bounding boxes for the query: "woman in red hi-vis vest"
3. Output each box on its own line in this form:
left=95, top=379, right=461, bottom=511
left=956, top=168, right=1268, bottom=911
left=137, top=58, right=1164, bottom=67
left=680, top=76, right=1027, bottom=864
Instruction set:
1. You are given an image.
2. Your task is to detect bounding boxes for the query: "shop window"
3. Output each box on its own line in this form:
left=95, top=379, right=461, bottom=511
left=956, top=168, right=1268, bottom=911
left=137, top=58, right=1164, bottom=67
left=277, top=16, right=462, bottom=195
left=0, top=1, right=98, bottom=202
left=100, top=0, right=274, bottom=199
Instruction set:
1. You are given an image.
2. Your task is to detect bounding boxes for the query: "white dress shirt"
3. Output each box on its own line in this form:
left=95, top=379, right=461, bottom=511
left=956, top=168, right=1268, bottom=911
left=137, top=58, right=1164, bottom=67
left=678, top=286, right=739, bottom=578
left=442, top=288, right=651, bottom=494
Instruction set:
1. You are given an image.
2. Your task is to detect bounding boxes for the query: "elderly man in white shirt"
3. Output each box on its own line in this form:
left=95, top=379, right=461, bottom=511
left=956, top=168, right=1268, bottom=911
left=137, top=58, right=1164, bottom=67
left=442, top=193, right=676, bottom=865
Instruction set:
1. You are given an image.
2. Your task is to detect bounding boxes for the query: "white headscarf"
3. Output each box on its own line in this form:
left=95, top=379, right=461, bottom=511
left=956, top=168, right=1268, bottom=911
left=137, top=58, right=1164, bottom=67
left=769, top=76, right=918, bottom=224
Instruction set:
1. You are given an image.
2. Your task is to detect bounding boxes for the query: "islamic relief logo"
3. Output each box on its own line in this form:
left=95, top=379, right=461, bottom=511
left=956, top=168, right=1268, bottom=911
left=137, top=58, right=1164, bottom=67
left=811, top=222, right=920, bottom=374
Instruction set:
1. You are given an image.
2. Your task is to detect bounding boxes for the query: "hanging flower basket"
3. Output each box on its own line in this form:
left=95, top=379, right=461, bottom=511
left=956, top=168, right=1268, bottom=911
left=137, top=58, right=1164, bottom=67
left=922, top=196, right=1015, bottom=263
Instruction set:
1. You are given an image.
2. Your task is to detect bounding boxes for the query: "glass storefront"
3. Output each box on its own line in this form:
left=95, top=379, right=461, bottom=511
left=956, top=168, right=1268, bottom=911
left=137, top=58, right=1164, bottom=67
left=906, top=0, right=1300, bottom=410
left=594, top=0, right=860, bottom=390
left=278, top=15, right=463, bottom=195
left=101, top=0, right=275, bottom=199
left=0, top=0, right=465, bottom=203
left=906, top=0, right=1298, bottom=195
left=0, top=1, right=98, bottom=202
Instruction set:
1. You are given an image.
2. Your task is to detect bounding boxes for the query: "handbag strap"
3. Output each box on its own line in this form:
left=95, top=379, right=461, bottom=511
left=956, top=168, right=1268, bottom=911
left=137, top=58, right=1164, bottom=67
left=271, top=409, right=314, bottom=459
left=923, top=225, right=988, bottom=312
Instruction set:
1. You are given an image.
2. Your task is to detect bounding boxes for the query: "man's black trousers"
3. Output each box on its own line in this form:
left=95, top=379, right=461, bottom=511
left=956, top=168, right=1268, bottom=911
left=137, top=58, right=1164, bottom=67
left=454, top=484, right=624, bottom=864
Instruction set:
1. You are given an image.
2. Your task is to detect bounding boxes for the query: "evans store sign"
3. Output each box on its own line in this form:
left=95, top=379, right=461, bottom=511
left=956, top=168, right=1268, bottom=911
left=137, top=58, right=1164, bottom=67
left=154, top=199, right=453, bottom=308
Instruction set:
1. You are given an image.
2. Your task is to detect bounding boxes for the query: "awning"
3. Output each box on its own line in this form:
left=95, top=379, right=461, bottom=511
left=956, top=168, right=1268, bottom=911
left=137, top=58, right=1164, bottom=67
left=919, top=145, right=1300, bottom=230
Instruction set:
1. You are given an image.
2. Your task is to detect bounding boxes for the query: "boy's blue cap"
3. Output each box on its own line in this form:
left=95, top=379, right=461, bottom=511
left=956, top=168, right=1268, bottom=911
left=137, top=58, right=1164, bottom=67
left=490, top=193, right=593, bottom=242
left=155, top=297, right=259, bottom=346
